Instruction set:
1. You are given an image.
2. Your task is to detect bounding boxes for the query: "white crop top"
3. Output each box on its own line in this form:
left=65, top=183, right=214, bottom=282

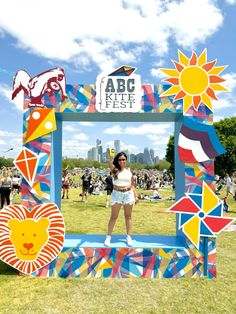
left=113, top=168, right=132, bottom=186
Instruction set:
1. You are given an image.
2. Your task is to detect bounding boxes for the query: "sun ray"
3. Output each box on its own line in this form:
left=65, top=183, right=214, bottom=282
left=173, top=60, right=184, bottom=72
left=174, top=90, right=186, bottom=101
left=210, top=84, right=228, bottom=92
left=209, top=66, right=227, bottom=75
left=189, top=52, right=197, bottom=65
left=206, top=87, right=218, bottom=100
left=202, top=60, right=217, bottom=72
left=178, top=50, right=189, bottom=66
left=183, top=95, right=193, bottom=112
left=201, top=93, right=213, bottom=111
left=209, top=75, right=225, bottom=83
left=193, top=95, right=201, bottom=110
left=164, top=77, right=179, bottom=85
left=197, top=49, right=207, bottom=66
left=160, top=85, right=181, bottom=97
left=160, top=68, right=180, bottom=77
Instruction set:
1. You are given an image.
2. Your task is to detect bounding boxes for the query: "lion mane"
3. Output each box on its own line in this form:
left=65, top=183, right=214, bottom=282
left=0, top=203, right=64, bottom=274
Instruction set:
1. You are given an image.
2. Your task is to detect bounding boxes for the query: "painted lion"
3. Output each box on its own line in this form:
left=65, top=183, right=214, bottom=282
left=0, top=203, right=65, bottom=274
left=8, top=218, right=50, bottom=261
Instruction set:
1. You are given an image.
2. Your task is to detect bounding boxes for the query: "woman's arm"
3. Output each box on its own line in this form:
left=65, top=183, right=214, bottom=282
left=131, top=174, right=138, bottom=204
left=108, top=149, right=115, bottom=171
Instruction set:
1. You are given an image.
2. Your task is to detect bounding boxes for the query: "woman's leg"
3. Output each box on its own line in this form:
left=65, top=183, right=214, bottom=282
left=108, top=203, right=122, bottom=235
left=5, top=188, right=11, bottom=205
left=124, top=204, right=133, bottom=235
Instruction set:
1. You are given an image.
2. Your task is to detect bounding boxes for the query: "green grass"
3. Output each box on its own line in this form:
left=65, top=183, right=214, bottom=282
left=1, top=187, right=236, bottom=314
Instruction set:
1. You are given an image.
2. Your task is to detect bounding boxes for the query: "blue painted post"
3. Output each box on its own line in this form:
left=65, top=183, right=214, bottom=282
left=174, top=117, right=185, bottom=233
left=51, top=118, right=62, bottom=209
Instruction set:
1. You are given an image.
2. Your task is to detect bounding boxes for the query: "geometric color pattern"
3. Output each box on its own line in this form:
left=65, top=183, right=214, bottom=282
left=168, top=182, right=235, bottom=249
left=30, top=237, right=216, bottom=278
left=15, top=54, right=225, bottom=279
left=24, top=108, right=56, bottom=143
left=0, top=203, right=65, bottom=275
left=14, top=147, right=39, bottom=187
left=178, top=116, right=225, bottom=163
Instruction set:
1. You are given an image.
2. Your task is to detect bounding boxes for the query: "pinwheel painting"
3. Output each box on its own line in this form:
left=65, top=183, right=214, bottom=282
left=168, top=182, right=235, bottom=249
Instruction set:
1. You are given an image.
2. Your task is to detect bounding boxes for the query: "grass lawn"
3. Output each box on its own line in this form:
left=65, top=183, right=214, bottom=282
left=0, top=187, right=236, bottom=314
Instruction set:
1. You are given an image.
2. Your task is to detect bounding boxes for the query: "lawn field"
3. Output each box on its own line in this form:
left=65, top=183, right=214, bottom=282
left=0, top=187, right=236, bottom=314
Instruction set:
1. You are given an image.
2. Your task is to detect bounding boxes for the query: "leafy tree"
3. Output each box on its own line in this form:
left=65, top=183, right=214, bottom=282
left=214, top=117, right=236, bottom=176
left=165, top=135, right=175, bottom=176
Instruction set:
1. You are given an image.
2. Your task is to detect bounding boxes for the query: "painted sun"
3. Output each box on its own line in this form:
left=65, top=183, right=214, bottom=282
left=160, top=49, right=228, bottom=113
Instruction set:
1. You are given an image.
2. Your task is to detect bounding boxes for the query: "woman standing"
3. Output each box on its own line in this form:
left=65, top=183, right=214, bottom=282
left=104, top=151, right=138, bottom=247
left=0, top=171, right=12, bottom=208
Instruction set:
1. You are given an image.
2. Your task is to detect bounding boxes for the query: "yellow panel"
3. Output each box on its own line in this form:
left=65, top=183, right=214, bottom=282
left=202, top=182, right=219, bottom=214
left=183, top=215, right=200, bottom=248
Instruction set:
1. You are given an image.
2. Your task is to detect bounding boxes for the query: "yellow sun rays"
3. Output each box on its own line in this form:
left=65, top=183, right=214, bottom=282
left=160, top=49, right=228, bottom=113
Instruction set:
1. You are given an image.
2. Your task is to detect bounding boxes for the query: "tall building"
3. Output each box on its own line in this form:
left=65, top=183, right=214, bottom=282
left=136, top=153, right=144, bottom=164
left=96, top=139, right=103, bottom=162
left=123, top=149, right=130, bottom=162
left=114, top=140, right=121, bottom=154
left=150, top=149, right=155, bottom=163
left=143, top=147, right=154, bottom=165
left=130, top=153, right=136, bottom=163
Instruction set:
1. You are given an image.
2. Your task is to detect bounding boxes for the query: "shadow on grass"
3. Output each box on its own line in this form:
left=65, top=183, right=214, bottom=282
left=0, top=261, right=18, bottom=276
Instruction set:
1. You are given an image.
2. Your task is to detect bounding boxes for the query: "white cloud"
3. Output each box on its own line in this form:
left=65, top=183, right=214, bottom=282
left=0, top=0, right=224, bottom=70
left=78, top=122, right=95, bottom=127
left=62, top=140, right=92, bottom=158
left=162, top=0, right=223, bottom=48
left=147, top=135, right=170, bottom=145
left=72, top=133, right=89, bottom=141
left=225, top=0, right=236, bottom=4
left=213, top=115, right=224, bottom=122
left=0, top=130, right=19, bottom=137
left=213, top=72, right=236, bottom=111
left=0, top=139, right=7, bottom=145
left=63, top=125, right=78, bottom=132
left=0, top=83, right=23, bottom=111
left=104, top=123, right=171, bottom=135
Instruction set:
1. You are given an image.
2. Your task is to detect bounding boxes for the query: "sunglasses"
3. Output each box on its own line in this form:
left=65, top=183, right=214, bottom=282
left=118, top=158, right=126, bottom=161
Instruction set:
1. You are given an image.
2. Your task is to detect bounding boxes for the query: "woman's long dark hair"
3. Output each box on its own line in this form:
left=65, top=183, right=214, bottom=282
left=112, top=152, right=127, bottom=179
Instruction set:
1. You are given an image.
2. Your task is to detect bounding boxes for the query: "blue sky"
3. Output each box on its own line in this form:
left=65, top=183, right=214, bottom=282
left=0, top=0, right=236, bottom=159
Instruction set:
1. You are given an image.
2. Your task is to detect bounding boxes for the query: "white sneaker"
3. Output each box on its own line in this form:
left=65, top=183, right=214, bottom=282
left=126, top=235, right=133, bottom=247
left=104, top=235, right=111, bottom=247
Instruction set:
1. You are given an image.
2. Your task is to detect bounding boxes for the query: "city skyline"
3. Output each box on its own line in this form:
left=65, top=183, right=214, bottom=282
left=62, top=122, right=173, bottom=160
left=85, top=138, right=161, bottom=164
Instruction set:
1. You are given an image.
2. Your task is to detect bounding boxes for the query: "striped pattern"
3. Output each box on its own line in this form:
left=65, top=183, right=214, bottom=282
left=0, top=203, right=65, bottom=275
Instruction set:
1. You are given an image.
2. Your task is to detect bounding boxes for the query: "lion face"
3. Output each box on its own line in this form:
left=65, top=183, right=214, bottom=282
left=8, top=218, right=50, bottom=261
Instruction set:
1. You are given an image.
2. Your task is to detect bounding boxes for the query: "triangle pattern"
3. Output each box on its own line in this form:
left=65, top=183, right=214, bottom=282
left=183, top=216, right=200, bottom=248
left=25, top=108, right=56, bottom=143
left=188, top=194, right=202, bottom=208
left=25, top=109, right=51, bottom=142
left=200, top=221, right=214, bottom=236
left=202, top=182, right=219, bottom=214
left=207, top=203, right=223, bottom=217
left=15, top=160, right=30, bottom=183
left=17, top=150, right=26, bottom=161
left=169, top=197, right=200, bottom=214
left=179, top=213, right=195, bottom=227
left=204, top=216, right=235, bottom=233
